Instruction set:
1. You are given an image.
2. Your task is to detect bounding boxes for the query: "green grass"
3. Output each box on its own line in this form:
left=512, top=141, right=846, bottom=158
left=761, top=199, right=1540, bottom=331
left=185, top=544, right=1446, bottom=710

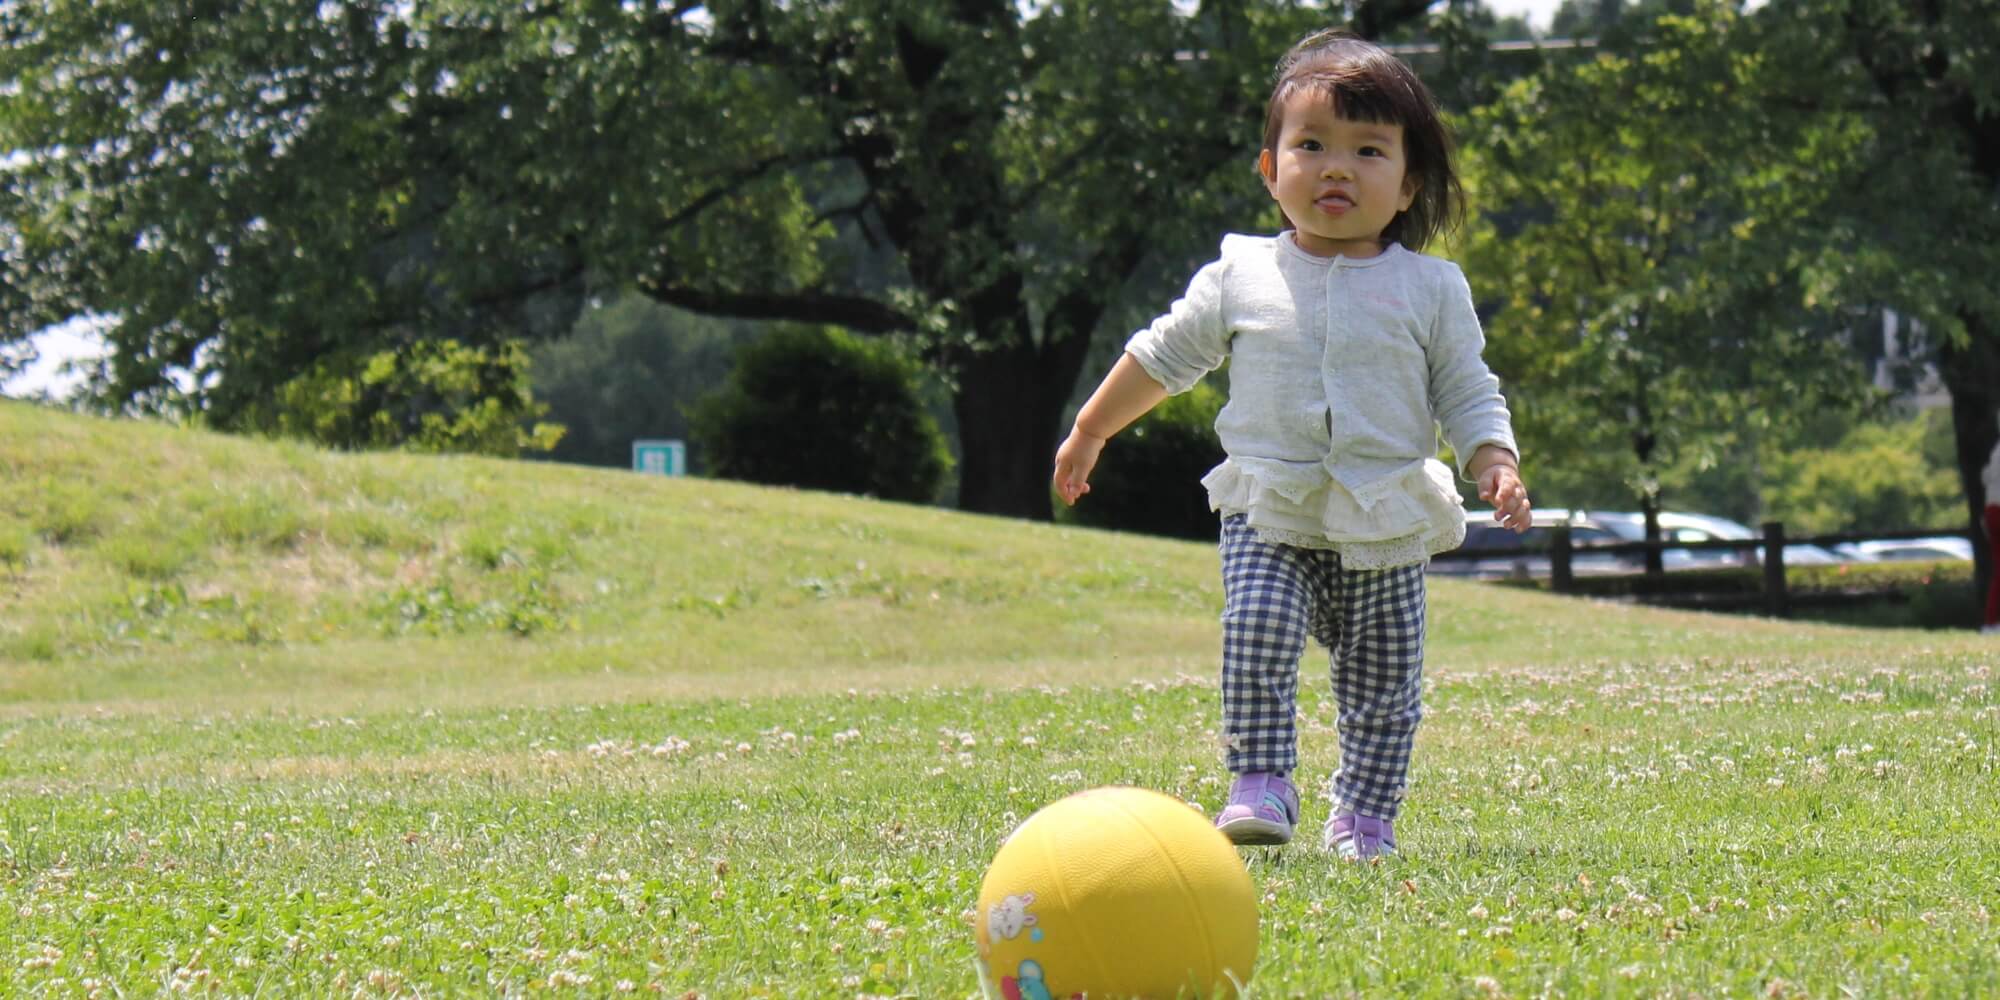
left=3, top=399, right=1997, bottom=997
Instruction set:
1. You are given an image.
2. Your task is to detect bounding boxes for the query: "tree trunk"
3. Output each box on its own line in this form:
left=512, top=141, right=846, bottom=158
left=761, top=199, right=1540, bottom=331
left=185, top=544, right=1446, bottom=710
left=949, top=314, right=1097, bottom=520
left=1939, top=322, right=1999, bottom=622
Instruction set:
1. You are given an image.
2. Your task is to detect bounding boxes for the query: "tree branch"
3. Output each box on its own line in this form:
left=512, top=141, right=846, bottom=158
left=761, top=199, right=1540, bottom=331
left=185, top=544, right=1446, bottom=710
left=1841, top=6, right=1921, bottom=105
left=664, top=149, right=851, bottom=231
left=1046, top=236, right=1143, bottom=346
left=1007, top=130, right=1113, bottom=216
left=637, top=280, right=915, bottom=333
left=810, top=193, right=875, bottom=231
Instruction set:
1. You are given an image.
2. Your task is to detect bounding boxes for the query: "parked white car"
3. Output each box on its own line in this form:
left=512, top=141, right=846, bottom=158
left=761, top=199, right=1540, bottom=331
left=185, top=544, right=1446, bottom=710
left=1843, top=537, right=1973, bottom=562
left=1430, top=509, right=1631, bottom=579
left=1589, top=511, right=1852, bottom=567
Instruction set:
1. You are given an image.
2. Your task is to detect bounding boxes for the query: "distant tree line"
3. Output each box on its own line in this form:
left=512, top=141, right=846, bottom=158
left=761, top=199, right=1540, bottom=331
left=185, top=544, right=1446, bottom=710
left=3, top=0, right=1995, bottom=599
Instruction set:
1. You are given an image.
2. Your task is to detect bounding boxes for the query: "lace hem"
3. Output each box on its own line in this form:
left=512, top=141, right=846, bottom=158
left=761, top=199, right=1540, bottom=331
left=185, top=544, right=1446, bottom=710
left=1247, top=520, right=1464, bottom=569
left=1204, top=456, right=1468, bottom=569
left=1205, top=459, right=1463, bottom=536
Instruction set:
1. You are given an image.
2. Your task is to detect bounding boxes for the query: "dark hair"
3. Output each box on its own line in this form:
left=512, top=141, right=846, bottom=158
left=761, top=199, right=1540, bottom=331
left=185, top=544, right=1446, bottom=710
left=1260, top=29, right=1463, bottom=252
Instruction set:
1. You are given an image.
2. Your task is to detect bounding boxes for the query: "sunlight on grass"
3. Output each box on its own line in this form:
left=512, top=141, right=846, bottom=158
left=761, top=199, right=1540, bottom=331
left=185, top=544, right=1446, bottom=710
left=3, top=401, right=1998, bottom=996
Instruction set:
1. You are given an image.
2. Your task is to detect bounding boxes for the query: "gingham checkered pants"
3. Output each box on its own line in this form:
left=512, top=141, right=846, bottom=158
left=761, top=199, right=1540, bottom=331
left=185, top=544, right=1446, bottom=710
left=1218, top=514, right=1427, bottom=820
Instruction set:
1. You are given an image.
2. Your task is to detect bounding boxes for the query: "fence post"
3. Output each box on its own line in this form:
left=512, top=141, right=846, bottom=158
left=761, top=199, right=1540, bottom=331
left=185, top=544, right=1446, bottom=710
left=1644, top=515, right=1665, bottom=578
left=1762, top=521, right=1789, bottom=618
left=1551, top=523, right=1573, bottom=594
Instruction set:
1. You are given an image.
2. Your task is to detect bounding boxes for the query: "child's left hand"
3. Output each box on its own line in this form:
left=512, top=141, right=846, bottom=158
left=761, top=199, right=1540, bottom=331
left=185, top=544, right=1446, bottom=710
left=1478, top=464, right=1531, bottom=533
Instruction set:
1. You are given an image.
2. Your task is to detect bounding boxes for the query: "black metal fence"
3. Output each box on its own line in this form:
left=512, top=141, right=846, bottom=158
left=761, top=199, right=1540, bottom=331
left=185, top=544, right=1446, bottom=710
left=1437, top=523, right=1979, bottom=618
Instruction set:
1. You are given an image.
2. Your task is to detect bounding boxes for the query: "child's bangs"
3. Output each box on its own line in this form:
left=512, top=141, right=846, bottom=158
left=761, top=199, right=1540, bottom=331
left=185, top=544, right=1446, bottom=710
left=1284, top=70, right=1413, bottom=128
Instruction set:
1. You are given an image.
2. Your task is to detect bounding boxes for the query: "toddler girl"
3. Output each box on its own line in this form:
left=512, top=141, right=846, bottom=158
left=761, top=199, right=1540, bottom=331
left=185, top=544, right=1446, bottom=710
left=1052, top=29, right=1531, bottom=859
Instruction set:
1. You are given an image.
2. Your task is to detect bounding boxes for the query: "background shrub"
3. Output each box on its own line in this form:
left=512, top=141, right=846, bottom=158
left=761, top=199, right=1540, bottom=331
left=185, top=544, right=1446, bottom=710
left=248, top=339, right=564, bottom=457
left=688, top=326, right=952, bottom=503
left=1761, top=411, right=1964, bottom=531
left=1063, top=382, right=1224, bottom=541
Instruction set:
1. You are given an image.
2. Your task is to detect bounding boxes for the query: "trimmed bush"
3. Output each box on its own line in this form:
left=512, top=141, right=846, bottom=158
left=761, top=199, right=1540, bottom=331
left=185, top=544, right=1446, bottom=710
left=688, top=326, right=952, bottom=503
left=1065, top=382, right=1225, bottom=541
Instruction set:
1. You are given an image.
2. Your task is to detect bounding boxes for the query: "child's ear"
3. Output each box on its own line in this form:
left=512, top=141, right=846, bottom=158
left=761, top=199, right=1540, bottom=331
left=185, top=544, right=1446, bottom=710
left=1399, top=175, right=1421, bottom=212
left=1258, top=149, right=1278, bottom=193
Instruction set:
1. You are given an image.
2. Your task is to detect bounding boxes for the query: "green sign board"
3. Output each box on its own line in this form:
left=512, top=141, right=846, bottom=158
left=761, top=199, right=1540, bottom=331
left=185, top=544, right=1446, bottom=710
left=632, top=439, right=686, bottom=477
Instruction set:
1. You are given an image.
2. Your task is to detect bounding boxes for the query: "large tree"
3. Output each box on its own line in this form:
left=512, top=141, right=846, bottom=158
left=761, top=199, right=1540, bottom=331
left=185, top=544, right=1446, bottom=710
left=2, top=1, right=1452, bottom=518
left=607, top=0, right=1456, bottom=518
left=1460, top=6, right=1878, bottom=568
left=645, top=0, right=1296, bottom=518
left=1750, top=0, right=2000, bottom=609
left=1461, top=0, right=2000, bottom=607
left=1, top=2, right=722, bottom=424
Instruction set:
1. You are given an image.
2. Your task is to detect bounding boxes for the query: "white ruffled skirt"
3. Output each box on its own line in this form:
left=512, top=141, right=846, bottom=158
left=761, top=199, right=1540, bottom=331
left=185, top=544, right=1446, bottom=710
left=1201, top=457, right=1468, bottom=569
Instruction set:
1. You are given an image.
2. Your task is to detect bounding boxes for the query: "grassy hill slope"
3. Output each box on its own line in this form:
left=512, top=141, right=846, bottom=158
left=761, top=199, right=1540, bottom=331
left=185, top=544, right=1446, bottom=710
left=1, top=399, right=1979, bottom=714
left=6, top=401, right=2000, bottom=998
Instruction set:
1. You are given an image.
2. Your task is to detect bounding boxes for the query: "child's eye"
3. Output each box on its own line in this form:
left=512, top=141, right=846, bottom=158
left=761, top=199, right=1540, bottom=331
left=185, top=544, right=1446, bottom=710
left=1359, top=145, right=1384, bottom=157
left=1298, top=139, right=1323, bottom=152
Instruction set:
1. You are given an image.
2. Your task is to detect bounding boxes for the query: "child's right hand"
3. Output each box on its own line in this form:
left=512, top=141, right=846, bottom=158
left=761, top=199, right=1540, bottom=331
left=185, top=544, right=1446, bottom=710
left=1052, top=429, right=1106, bottom=506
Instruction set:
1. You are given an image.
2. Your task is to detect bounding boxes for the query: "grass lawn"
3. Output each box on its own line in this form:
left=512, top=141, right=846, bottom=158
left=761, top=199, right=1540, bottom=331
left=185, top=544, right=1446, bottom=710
left=3, top=399, right=1997, bottom=998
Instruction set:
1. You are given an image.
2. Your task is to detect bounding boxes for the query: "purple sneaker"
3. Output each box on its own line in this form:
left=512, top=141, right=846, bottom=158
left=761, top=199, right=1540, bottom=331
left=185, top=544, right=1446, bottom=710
left=1324, top=813, right=1396, bottom=861
left=1214, top=772, right=1299, bottom=846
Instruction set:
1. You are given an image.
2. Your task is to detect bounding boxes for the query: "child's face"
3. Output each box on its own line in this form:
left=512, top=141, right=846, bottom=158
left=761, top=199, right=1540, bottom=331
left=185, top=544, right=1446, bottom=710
left=1259, top=91, right=1417, bottom=258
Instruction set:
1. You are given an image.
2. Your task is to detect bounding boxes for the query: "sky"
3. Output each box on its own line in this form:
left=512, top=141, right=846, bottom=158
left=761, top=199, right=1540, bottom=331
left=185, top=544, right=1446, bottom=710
left=1489, top=0, right=1765, bottom=31
left=2, top=318, right=106, bottom=400
left=1488, top=0, right=1563, bottom=31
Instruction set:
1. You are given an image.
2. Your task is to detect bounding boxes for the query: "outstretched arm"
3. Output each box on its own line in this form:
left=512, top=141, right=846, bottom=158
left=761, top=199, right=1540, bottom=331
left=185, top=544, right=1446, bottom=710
left=1052, top=353, right=1170, bottom=506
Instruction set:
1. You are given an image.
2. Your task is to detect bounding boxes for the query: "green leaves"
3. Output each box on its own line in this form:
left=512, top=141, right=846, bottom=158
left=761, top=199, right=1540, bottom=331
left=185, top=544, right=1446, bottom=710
left=1461, top=2, right=1886, bottom=508
left=2, top=1, right=699, bottom=431
left=2, top=0, right=1445, bottom=515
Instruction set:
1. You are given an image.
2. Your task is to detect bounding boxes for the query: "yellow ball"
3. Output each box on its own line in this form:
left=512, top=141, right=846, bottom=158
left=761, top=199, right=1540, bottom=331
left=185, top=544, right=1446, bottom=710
left=973, top=786, right=1258, bottom=1000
